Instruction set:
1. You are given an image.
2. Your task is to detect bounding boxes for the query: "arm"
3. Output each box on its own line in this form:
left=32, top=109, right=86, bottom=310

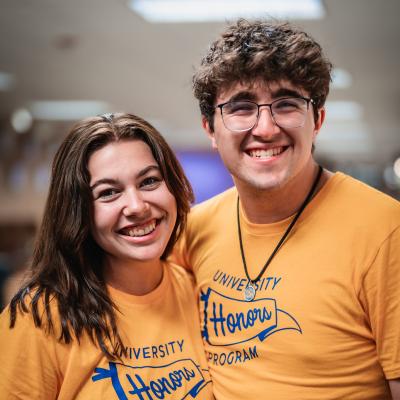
left=389, top=379, right=400, bottom=400
left=360, top=226, right=400, bottom=395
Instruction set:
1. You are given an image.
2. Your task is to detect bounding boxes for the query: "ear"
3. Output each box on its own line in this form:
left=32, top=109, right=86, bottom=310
left=313, top=107, right=326, bottom=139
left=202, top=116, right=218, bottom=149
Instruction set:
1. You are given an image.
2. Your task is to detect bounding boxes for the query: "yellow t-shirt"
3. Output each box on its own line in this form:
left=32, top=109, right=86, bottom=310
left=173, top=172, right=400, bottom=400
left=0, top=262, right=214, bottom=400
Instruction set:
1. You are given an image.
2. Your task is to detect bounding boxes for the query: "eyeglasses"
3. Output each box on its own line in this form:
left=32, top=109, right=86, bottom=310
left=216, top=97, right=314, bottom=132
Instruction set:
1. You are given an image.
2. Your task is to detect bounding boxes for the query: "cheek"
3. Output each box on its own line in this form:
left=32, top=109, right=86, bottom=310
left=211, top=120, right=234, bottom=149
left=91, top=204, right=114, bottom=237
left=214, top=131, right=240, bottom=153
left=159, top=189, right=178, bottom=230
left=167, top=195, right=178, bottom=226
left=92, top=205, right=103, bottom=229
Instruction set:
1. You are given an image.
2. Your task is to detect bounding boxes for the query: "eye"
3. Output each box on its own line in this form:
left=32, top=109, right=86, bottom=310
left=273, top=98, right=305, bottom=112
left=97, top=188, right=119, bottom=200
left=140, top=176, right=162, bottom=189
left=224, top=101, right=256, bottom=115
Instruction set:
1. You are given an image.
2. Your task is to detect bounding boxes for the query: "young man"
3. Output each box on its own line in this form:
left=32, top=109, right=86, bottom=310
left=173, top=19, right=400, bottom=399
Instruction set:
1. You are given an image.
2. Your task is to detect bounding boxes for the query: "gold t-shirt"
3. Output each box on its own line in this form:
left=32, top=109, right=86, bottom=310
left=173, top=172, right=400, bottom=400
left=0, top=262, right=213, bottom=399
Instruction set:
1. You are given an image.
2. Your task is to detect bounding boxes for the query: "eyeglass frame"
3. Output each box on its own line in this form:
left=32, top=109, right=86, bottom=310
left=215, top=96, right=315, bottom=132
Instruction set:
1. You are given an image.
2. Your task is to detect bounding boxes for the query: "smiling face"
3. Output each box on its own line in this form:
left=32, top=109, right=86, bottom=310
left=88, top=139, right=177, bottom=267
left=204, top=79, right=325, bottom=195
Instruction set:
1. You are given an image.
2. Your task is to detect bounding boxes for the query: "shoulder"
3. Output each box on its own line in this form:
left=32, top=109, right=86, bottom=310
left=188, top=186, right=237, bottom=224
left=337, top=172, right=399, bottom=206
left=0, top=297, right=60, bottom=360
left=180, top=187, right=237, bottom=252
left=3, top=288, right=62, bottom=339
left=167, top=261, right=195, bottom=288
left=165, top=261, right=199, bottom=301
left=326, top=172, right=400, bottom=223
left=317, top=172, right=400, bottom=252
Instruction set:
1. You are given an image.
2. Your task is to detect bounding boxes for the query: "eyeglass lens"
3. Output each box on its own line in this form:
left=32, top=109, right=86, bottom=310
left=221, top=98, right=309, bottom=131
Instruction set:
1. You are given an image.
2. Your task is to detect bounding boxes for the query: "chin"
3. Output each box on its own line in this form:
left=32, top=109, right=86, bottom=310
left=128, top=250, right=165, bottom=263
left=241, top=171, right=290, bottom=192
left=109, top=244, right=167, bottom=265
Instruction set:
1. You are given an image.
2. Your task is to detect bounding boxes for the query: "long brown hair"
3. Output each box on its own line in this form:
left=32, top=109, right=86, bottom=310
left=9, top=113, right=194, bottom=358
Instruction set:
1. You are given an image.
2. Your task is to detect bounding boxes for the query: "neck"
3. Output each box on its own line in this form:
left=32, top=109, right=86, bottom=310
left=104, top=257, right=163, bottom=296
left=236, top=162, right=330, bottom=224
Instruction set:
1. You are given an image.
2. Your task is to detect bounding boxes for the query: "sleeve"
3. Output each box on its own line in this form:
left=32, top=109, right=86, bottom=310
left=359, top=225, right=400, bottom=380
left=169, top=223, right=193, bottom=272
left=0, top=306, right=61, bottom=399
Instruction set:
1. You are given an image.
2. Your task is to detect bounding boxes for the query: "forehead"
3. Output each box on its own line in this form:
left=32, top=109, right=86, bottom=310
left=88, top=139, right=156, bottom=178
left=216, top=79, right=308, bottom=103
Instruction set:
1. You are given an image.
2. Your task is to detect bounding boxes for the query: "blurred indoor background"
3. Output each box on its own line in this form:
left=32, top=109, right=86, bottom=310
left=0, top=0, right=399, bottom=306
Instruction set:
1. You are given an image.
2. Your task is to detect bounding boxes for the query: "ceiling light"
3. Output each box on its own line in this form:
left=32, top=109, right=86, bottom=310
left=394, top=157, right=400, bottom=179
left=331, top=68, right=352, bottom=89
left=383, top=165, right=400, bottom=190
left=29, top=101, right=109, bottom=121
left=11, top=108, right=33, bottom=133
left=129, top=0, right=325, bottom=23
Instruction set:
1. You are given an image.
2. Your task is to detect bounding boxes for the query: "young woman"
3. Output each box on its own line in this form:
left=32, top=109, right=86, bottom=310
left=0, top=113, right=213, bottom=399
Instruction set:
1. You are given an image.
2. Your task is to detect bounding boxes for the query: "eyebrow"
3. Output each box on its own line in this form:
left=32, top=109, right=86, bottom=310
left=270, top=87, right=305, bottom=99
left=224, top=87, right=305, bottom=104
left=227, top=91, right=257, bottom=103
left=90, top=165, right=160, bottom=190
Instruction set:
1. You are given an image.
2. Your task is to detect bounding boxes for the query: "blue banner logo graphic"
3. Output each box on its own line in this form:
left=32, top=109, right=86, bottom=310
left=92, top=358, right=209, bottom=400
left=201, top=287, right=301, bottom=346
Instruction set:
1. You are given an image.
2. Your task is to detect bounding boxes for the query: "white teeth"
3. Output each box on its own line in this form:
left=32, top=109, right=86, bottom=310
left=249, top=147, right=283, bottom=159
left=126, top=220, right=156, bottom=237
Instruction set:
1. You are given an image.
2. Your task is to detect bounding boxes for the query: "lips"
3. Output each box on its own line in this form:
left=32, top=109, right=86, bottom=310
left=118, top=219, right=158, bottom=238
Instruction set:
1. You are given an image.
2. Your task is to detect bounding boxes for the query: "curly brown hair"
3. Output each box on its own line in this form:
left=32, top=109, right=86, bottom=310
left=193, top=19, right=332, bottom=130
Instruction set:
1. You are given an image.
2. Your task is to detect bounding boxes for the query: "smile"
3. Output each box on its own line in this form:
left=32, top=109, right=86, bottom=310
left=119, top=219, right=157, bottom=238
left=248, top=146, right=286, bottom=159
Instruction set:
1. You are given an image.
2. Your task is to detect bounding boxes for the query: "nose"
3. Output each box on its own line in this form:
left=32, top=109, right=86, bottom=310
left=251, top=106, right=281, bottom=138
left=122, top=190, right=150, bottom=217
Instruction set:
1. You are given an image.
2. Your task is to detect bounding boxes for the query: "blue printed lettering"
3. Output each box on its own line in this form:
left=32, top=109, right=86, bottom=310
left=133, top=348, right=141, bottom=359
left=207, top=346, right=258, bottom=365
left=200, top=287, right=302, bottom=348
left=213, top=270, right=223, bottom=281
left=143, top=348, right=150, bottom=359
left=210, top=302, right=273, bottom=336
left=272, top=277, right=281, bottom=289
left=210, top=302, right=226, bottom=337
left=123, top=340, right=185, bottom=360
left=93, top=360, right=206, bottom=400
left=127, top=374, right=152, bottom=400
left=127, top=368, right=196, bottom=399
left=236, top=278, right=246, bottom=291
left=220, top=273, right=229, bottom=285
left=212, top=269, right=281, bottom=292
left=230, top=277, right=241, bottom=289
